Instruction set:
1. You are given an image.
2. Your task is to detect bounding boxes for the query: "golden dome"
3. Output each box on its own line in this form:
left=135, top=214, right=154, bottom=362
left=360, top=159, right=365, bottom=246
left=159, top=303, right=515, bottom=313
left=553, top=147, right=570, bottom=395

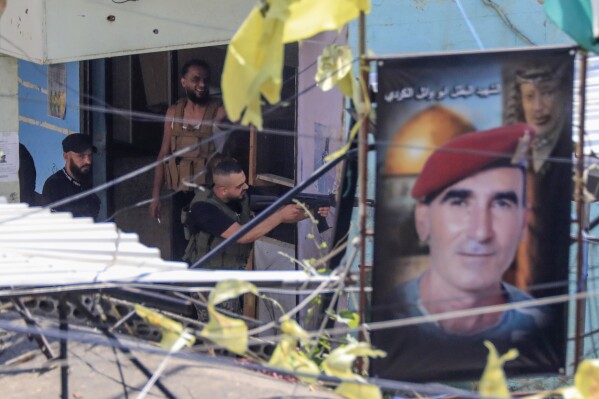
left=384, top=105, right=475, bottom=176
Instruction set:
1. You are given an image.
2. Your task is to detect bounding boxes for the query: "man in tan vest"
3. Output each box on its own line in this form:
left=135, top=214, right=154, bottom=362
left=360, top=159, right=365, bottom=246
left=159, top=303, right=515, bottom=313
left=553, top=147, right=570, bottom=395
left=150, top=59, right=227, bottom=260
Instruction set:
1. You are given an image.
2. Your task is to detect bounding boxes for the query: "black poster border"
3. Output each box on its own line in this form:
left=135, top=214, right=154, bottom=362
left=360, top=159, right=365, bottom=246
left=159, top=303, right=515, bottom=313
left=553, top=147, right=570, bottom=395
left=369, top=46, right=576, bottom=382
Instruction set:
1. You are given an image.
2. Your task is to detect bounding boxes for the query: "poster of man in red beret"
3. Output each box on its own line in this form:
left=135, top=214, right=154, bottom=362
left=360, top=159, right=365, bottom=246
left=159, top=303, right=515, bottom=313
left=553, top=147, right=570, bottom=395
left=370, top=47, right=574, bottom=382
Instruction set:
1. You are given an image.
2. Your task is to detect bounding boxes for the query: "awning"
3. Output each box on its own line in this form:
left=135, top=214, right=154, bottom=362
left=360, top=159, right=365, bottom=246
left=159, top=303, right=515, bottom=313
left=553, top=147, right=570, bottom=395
left=0, top=0, right=253, bottom=64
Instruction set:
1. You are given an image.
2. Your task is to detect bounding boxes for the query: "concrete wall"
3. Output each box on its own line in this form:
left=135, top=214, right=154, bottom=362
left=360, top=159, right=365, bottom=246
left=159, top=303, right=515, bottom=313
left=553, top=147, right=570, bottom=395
left=296, top=30, right=347, bottom=265
left=0, top=55, right=18, bottom=202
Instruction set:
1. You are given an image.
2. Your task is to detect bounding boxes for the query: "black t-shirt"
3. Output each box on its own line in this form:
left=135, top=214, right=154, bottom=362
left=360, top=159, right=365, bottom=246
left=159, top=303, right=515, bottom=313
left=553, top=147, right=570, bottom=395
left=42, top=168, right=100, bottom=219
left=189, top=199, right=243, bottom=237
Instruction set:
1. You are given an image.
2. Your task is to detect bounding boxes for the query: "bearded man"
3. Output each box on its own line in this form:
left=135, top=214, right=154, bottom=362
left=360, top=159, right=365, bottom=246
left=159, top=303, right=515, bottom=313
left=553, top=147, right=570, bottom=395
left=150, top=59, right=227, bottom=260
left=42, top=133, right=100, bottom=220
left=183, top=159, right=318, bottom=319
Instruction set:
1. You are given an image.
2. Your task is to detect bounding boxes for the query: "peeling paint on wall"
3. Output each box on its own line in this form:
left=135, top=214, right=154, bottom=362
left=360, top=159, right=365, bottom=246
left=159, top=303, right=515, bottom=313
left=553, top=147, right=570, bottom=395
left=18, top=77, right=47, bottom=94
left=18, top=116, right=73, bottom=136
left=411, top=0, right=427, bottom=11
left=482, top=0, right=535, bottom=45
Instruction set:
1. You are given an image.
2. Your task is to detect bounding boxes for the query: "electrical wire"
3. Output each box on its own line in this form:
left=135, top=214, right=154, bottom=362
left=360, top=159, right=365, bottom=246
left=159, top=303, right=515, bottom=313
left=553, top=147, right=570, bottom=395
left=1, top=54, right=361, bottom=225
left=2, top=284, right=599, bottom=396
left=1, top=4, right=599, bottom=393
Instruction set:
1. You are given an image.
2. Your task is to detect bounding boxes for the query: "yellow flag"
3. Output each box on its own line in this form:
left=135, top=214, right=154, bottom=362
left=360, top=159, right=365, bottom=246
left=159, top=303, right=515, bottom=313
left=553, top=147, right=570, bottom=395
left=197, top=280, right=257, bottom=355
left=222, top=0, right=371, bottom=130
left=283, top=0, right=371, bottom=43
left=268, top=335, right=320, bottom=383
left=199, top=304, right=248, bottom=355
left=268, top=318, right=318, bottom=380
left=280, top=317, right=310, bottom=343
left=322, top=342, right=385, bottom=399
left=134, top=305, right=195, bottom=349
left=574, top=359, right=599, bottom=399
left=521, top=359, right=599, bottom=399
left=335, top=381, right=382, bottom=399
left=208, top=280, right=259, bottom=306
left=222, top=1, right=288, bottom=130
left=479, top=341, right=519, bottom=399
left=315, top=45, right=355, bottom=97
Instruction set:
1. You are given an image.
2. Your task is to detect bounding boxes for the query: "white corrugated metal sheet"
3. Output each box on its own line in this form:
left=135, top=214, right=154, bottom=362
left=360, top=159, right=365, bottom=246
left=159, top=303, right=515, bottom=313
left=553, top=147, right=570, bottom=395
left=574, top=55, right=599, bottom=155
left=0, top=198, right=338, bottom=288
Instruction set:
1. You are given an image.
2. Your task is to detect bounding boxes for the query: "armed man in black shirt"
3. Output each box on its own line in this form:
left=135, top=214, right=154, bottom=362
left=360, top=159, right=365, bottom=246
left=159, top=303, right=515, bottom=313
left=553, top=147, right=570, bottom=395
left=183, top=158, right=329, bottom=318
left=183, top=159, right=324, bottom=269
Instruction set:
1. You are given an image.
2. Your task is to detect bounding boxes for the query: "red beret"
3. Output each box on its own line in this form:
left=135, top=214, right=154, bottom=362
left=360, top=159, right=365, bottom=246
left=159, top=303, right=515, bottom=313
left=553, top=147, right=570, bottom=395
left=411, top=124, right=535, bottom=200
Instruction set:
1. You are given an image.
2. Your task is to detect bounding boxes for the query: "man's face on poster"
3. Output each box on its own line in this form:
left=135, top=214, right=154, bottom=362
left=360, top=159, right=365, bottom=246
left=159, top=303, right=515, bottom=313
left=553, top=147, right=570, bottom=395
left=415, top=167, right=527, bottom=294
left=520, top=80, right=565, bottom=138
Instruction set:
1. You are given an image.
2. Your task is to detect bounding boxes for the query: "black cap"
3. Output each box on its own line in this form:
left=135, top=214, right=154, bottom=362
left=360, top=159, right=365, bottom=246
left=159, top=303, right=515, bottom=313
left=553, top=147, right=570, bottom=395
left=62, top=134, right=97, bottom=153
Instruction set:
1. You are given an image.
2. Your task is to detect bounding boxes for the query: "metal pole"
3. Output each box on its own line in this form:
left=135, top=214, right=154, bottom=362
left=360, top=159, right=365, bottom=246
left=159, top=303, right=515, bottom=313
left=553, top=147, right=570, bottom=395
left=58, top=297, right=69, bottom=399
left=249, top=125, right=257, bottom=186
left=575, top=49, right=588, bottom=371
left=357, top=10, right=369, bottom=372
left=12, top=298, right=56, bottom=360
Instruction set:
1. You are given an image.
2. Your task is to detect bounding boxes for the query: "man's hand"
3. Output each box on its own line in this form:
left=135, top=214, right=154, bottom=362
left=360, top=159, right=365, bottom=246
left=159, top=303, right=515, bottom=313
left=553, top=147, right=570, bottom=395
left=280, top=204, right=307, bottom=223
left=317, top=207, right=329, bottom=218
left=149, top=198, right=161, bottom=221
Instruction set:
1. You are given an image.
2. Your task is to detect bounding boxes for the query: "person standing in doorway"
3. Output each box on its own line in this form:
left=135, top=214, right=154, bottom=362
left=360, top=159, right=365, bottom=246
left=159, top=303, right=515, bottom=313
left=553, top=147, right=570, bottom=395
left=149, top=59, right=227, bottom=260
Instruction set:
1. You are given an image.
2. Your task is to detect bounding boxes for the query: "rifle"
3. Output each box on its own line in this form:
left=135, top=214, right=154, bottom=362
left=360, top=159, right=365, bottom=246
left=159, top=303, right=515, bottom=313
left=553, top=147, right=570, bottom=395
left=250, top=193, right=337, bottom=233
left=250, top=193, right=376, bottom=233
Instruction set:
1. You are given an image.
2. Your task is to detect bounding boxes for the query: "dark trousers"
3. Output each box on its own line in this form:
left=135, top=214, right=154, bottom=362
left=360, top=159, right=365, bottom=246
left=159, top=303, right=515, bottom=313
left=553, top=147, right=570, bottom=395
left=171, top=191, right=195, bottom=261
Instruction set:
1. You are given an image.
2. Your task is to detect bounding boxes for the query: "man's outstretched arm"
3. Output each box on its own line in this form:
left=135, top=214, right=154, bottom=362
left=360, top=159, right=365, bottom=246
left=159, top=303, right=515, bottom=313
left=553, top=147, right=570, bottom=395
left=222, top=204, right=307, bottom=244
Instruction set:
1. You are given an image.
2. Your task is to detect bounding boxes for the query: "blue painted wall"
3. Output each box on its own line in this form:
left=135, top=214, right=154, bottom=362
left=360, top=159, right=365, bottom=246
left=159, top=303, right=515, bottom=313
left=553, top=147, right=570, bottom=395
left=18, top=60, right=80, bottom=193
left=357, top=0, right=572, bottom=54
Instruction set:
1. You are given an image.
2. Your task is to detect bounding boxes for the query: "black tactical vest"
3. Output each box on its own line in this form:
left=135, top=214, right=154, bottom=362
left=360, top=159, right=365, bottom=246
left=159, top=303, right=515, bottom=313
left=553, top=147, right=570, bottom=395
left=183, top=188, right=252, bottom=269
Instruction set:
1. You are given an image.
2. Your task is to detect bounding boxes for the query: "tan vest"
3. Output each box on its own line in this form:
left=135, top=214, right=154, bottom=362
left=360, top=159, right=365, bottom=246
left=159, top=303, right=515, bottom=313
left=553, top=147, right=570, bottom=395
left=164, top=98, right=221, bottom=191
